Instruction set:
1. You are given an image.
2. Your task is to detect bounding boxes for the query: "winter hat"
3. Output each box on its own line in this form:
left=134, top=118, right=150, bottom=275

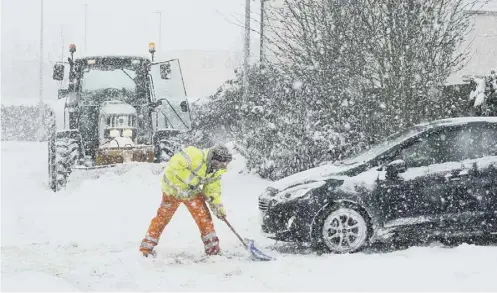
left=210, top=144, right=232, bottom=162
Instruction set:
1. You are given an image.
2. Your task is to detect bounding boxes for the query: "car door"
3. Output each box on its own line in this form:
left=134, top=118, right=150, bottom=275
left=377, top=126, right=476, bottom=234
left=149, top=59, right=192, bottom=132
left=450, top=122, right=497, bottom=234
left=424, top=124, right=491, bottom=234
left=376, top=128, right=452, bottom=231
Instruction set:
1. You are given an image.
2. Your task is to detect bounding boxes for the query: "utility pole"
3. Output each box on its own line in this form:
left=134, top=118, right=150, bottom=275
left=84, top=4, right=88, bottom=55
left=259, top=0, right=265, bottom=64
left=153, top=11, right=163, bottom=54
left=38, top=0, right=45, bottom=141
left=242, top=0, right=251, bottom=103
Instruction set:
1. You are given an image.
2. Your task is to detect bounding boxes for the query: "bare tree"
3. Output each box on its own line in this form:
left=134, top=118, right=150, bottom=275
left=263, top=0, right=483, bottom=138
left=349, top=0, right=481, bottom=128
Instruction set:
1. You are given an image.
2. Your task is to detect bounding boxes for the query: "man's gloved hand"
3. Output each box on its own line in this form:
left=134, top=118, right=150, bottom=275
left=210, top=203, right=227, bottom=219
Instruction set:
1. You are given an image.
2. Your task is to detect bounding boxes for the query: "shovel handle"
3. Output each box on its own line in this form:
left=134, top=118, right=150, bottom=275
left=222, top=218, right=248, bottom=248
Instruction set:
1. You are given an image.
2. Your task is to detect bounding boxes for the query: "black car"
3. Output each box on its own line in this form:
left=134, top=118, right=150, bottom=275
left=259, top=117, right=497, bottom=253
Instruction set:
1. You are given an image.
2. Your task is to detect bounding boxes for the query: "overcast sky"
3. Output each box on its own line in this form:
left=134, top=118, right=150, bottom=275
left=4, top=0, right=495, bottom=102
left=1, top=0, right=256, bottom=56
left=1, top=0, right=263, bottom=101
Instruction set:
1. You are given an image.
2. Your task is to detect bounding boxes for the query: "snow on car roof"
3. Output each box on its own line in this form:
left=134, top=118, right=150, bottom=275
left=416, top=116, right=497, bottom=128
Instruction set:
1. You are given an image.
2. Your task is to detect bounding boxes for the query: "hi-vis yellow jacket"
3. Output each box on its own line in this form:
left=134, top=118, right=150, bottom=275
left=161, top=146, right=226, bottom=204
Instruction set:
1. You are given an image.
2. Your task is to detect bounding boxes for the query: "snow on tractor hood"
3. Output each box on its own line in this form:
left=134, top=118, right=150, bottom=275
left=267, top=162, right=359, bottom=192
left=100, top=137, right=135, bottom=148
left=100, top=101, right=136, bottom=115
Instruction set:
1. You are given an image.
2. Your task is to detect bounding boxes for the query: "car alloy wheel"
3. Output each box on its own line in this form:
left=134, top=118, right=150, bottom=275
left=321, top=208, right=368, bottom=253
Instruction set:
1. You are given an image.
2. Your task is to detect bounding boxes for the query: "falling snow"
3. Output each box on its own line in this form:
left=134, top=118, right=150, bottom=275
left=2, top=0, right=497, bottom=291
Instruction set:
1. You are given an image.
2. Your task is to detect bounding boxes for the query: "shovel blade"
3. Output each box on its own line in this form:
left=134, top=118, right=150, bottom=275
left=244, top=238, right=273, bottom=261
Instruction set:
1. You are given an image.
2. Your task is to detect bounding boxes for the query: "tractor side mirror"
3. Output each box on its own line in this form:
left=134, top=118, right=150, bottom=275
left=53, top=63, right=65, bottom=81
left=180, top=101, right=188, bottom=112
left=160, top=63, right=171, bottom=79
left=153, top=98, right=165, bottom=107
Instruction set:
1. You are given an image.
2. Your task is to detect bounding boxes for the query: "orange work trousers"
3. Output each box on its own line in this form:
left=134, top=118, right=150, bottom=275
left=140, top=193, right=220, bottom=255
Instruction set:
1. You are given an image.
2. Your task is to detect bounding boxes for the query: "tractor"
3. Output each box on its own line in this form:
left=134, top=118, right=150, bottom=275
left=48, top=43, right=192, bottom=192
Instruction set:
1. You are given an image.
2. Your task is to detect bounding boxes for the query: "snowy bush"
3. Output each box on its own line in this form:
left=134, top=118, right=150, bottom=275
left=184, top=64, right=371, bottom=180
left=186, top=64, right=477, bottom=181
left=1, top=104, right=51, bottom=141
left=468, top=70, right=497, bottom=116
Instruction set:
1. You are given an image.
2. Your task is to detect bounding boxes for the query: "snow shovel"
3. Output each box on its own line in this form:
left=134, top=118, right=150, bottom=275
left=222, top=218, right=273, bottom=261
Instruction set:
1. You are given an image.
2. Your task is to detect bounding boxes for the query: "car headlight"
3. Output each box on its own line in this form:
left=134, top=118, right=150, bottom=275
left=109, top=129, right=120, bottom=137
left=122, top=129, right=133, bottom=137
left=277, top=181, right=326, bottom=202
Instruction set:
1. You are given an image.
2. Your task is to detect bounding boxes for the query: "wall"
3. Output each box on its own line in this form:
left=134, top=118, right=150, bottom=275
left=446, top=10, right=497, bottom=84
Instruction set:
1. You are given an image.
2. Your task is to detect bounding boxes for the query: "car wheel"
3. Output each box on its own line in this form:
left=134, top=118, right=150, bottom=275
left=320, top=207, right=369, bottom=254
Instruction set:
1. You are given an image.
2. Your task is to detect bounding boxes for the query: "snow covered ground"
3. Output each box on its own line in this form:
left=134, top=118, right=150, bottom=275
left=2, top=141, right=497, bottom=291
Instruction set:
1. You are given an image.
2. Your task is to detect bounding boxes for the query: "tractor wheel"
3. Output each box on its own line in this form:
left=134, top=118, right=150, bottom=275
left=48, top=138, right=57, bottom=191
left=49, top=137, right=81, bottom=192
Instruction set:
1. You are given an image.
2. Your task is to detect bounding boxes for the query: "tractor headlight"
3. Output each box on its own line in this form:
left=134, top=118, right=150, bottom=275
left=122, top=129, right=133, bottom=137
left=109, top=129, right=120, bottom=137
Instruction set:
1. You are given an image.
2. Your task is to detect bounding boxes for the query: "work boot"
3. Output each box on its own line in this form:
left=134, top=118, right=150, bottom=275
left=202, top=232, right=221, bottom=255
left=205, top=244, right=221, bottom=255
left=140, top=241, right=157, bottom=258
left=140, top=247, right=157, bottom=258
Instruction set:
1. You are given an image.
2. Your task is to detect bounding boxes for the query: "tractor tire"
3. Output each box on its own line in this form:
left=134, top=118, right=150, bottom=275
left=49, top=137, right=81, bottom=192
left=48, top=138, right=57, bottom=191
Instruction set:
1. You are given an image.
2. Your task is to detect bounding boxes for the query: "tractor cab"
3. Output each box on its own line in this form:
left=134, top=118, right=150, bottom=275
left=48, top=43, right=192, bottom=191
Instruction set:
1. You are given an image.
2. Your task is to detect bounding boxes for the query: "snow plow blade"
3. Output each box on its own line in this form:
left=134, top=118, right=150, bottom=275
left=66, top=162, right=166, bottom=188
left=73, top=162, right=164, bottom=173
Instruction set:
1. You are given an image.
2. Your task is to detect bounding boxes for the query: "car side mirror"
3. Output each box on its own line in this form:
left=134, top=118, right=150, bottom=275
left=180, top=101, right=188, bottom=112
left=53, top=63, right=65, bottom=81
left=160, top=63, right=171, bottom=79
left=385, top=159, right=407, bottom=179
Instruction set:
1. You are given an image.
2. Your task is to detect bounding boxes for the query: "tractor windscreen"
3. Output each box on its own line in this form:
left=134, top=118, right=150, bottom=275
left=77, top=57, right=149, bottom=106
left=82, top=68, right=136, bottom=92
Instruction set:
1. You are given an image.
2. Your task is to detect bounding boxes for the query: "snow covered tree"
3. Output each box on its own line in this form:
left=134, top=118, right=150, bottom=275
left=265, top=0, right=482, bottom=129
left=467, top=70, right=497, bottom=116
left=349, top=0, right=481, bottom=130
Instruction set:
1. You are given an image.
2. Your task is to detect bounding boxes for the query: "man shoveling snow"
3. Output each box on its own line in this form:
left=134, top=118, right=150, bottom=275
left=139, top=144, right=232, bottom=258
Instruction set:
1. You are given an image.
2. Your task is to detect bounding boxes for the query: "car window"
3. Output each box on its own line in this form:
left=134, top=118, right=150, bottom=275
left=398, top=124, right=497, bottom=168
left=468, top=124, right=497, bottom=158
left=398, top=130, right=453, bottom=167
left=448, top=126, right=479, bottom=161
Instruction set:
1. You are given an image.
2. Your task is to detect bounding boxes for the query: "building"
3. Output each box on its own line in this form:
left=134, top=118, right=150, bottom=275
left=447, top=7, right=497, bottom=84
